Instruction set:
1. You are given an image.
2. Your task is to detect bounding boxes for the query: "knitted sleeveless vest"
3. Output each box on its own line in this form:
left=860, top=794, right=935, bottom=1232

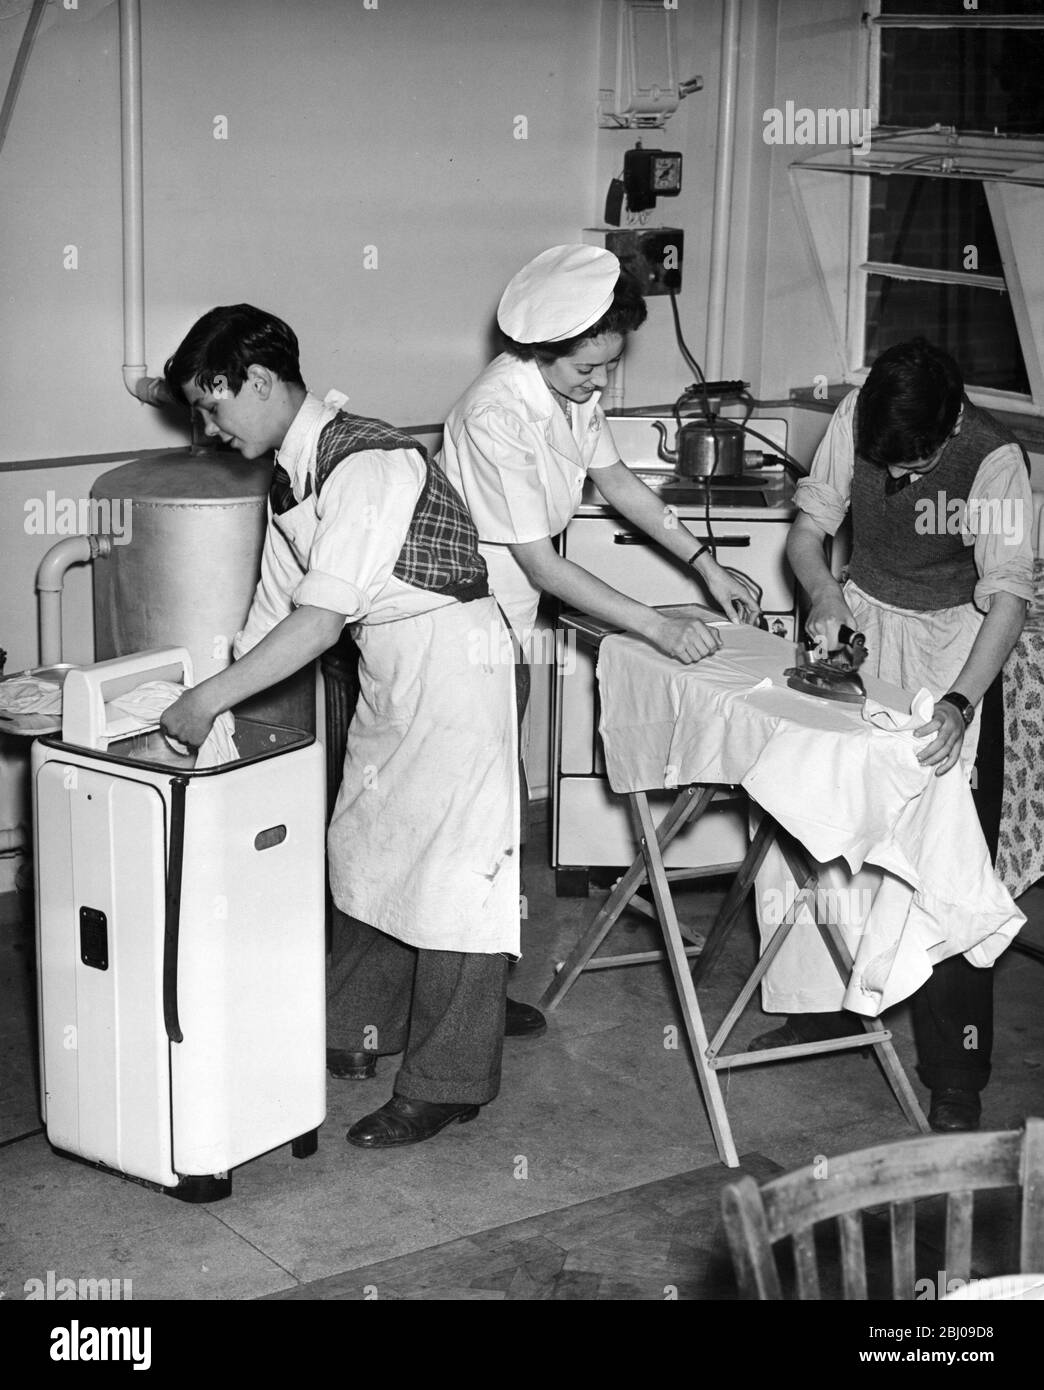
left=848, top=400, right=1023, bottom=611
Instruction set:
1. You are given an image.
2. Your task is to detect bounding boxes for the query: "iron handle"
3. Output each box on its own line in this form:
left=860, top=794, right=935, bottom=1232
left=804, top=624, right=863, bottom=648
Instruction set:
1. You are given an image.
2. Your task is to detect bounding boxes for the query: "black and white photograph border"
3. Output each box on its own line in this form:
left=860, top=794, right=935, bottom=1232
left=1, top=0, right=1044, bottom=1347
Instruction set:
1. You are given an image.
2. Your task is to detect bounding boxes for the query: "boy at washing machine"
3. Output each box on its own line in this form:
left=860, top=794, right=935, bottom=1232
left=160, top=303, right=520, bottom=1149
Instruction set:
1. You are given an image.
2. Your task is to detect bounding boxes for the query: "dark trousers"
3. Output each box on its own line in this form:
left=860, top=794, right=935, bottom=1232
left=910, top=669, right=1003, bottom=1093
left=328, top=919, right=508, bottom=1105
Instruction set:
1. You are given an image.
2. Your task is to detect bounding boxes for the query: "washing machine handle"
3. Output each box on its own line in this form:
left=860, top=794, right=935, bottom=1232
left=62, top=647, right=194, bottom=749
left=162, top=776, right=188, bottom=1045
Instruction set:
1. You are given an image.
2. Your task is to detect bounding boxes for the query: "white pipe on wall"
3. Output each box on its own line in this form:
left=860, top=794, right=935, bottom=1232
left=705, top=0, right=740, bottom=381
left=119, top=0, right=172, bottom=406
left=37, top=535, right=112, bottom=667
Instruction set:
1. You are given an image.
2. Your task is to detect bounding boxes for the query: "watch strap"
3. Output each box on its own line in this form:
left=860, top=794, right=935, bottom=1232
left=938, top=691, right=974, bottom=727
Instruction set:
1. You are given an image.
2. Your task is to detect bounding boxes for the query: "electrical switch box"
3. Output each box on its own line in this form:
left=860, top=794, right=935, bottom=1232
left=583, top=226, right=684, bottom=296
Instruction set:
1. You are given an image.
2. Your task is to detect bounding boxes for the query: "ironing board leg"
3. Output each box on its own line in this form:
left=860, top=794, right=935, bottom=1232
left=706, top=838, right=821, bottom=1056
left=775, top=834, right=930, bottom=1135
left=538, top=784, right=716, bottom=1013
left=691, top=812, right=778, bottom=986
left=631, top=792, right=740, bottom=1168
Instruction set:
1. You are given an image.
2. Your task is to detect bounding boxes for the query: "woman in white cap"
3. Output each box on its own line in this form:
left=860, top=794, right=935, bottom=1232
left=439, top=247, right=760, bottom=1039
left=440, top=244, right=760, bottom=663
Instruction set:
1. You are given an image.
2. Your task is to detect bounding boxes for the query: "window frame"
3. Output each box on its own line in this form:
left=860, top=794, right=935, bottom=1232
left=787, top=3, right=1044, bottom=415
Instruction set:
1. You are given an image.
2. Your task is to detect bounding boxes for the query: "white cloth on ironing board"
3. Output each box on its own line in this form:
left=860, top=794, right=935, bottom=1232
left=755, top=578, right=994, bottom=1015
left=109, top=680, right=239, bottom=769
left=595, top=625, right=1024, bottom=1017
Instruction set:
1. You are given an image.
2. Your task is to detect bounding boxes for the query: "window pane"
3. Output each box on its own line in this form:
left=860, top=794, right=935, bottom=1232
left=864, top=274, right=1029, bottom=393
left=879, top=28, right=1044, bottom=135
left=867, top=175, right=1003, bottom=275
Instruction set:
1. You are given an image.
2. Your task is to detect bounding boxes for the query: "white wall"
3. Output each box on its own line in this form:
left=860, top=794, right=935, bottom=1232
left=0, top=0, right=724, bottom=882
left=1, top=0, right=601, bottom=460
left=12, top=2, right=1029, bottom=885
left=756, top=0, right=868, bottom=396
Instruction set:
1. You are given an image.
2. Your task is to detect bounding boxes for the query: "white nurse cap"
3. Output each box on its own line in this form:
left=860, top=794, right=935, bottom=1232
left=497, top=244, right=621, bottom=344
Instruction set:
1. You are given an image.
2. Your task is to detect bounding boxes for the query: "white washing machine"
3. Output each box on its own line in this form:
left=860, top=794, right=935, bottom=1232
left=32, top=649, right=326, bottom=1201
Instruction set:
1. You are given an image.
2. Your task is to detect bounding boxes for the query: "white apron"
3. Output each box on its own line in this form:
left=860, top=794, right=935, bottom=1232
left=328, top=596, right=520, bottom=957
left=758, top=579, right=987, bottom=1013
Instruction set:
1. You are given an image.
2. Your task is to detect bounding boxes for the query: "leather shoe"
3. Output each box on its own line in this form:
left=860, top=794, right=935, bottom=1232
left=928, top=1088, right=981, bottom=1133
left=506, top=996, right=547, bottom=1038
left=748, top=1012, right=855, bottom=1052
left=346, top=1094, right=480, bottom=1148
left=326, top=1048, right=377, bottom=1080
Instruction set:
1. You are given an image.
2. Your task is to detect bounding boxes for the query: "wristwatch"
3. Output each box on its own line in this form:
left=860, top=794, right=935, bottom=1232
left=938, top=691, right=974, bottom=728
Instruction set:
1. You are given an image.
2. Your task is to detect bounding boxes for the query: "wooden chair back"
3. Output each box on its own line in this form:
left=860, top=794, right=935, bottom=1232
left=721, top=1119, right=1044, bottom=1299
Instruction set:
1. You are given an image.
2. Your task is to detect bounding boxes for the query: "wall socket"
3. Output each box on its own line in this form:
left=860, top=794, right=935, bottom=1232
left=583, top=227, right=683, bottom=296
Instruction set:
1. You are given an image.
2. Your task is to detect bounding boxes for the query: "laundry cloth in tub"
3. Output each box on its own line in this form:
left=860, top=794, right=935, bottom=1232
left=109, top=680, right=239, bottom=768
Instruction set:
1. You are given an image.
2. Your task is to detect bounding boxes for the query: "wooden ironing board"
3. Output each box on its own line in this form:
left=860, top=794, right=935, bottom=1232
left=540, top=614, right=930, bottom=1169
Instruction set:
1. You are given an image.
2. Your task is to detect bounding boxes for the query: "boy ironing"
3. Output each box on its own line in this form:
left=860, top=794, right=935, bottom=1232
left=758, top=338, right=1033, bottom=1132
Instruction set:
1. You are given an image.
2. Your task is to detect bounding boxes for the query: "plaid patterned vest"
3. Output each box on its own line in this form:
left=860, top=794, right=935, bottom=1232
left=270, top=411, right=488, bottom=601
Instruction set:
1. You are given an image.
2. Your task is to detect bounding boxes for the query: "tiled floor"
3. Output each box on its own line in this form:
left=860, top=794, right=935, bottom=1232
left=2, top=816, right=1043, bottom=1302
left=263, top=1154, right=787, bottom=1301
left=261, top=1157, right=1024, bottom=1302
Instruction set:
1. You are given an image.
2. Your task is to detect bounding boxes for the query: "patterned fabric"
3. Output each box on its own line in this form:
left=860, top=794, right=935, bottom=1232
left=269, top=461, right=306, bottom=517
left=314, top=412, right=488, bottom=597
left=996, top=620, right=1044, bottom=898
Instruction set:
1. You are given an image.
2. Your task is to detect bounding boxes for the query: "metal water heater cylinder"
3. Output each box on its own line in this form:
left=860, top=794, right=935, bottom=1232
left=91, top=450, right=314, bottom=731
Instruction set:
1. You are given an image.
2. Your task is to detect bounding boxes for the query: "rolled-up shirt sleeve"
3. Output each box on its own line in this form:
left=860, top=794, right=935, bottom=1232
left=451, top=407, right=554, bottom=543
left=967, top=444, right=1035, bottom=609
left=587, top=406, right=623, bottom=470
left=293, top=448, right=425, bottom=621
left=793, top=389, right=859, bottom=537
left=233, top=510, right=303, bottom=658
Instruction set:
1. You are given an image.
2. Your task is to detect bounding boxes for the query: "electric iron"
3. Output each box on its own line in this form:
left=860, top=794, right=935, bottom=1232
left=783, top=625, right=868, bottom=706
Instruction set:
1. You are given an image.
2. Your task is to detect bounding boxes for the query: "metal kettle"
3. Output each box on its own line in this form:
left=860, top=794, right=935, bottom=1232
left=651, top=418, right=745, bottom=479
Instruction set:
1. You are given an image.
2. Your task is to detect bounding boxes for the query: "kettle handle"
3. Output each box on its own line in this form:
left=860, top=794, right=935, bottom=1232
left=650, top=419, right=677, bottom=465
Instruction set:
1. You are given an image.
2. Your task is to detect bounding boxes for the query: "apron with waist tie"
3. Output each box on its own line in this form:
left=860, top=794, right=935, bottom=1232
left=329, top=596, right=519, bottom=956
left=271, top=403, right=520, bottom=957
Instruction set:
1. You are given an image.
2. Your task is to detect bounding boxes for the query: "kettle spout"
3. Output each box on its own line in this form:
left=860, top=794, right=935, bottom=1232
left=650, top=420, right=677, bottom=465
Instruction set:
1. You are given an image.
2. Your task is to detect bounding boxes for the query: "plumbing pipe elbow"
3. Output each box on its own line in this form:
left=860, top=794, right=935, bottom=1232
left=36, top=536, right=94, bottom=592
left=123, top=366, right=174, bottom=406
